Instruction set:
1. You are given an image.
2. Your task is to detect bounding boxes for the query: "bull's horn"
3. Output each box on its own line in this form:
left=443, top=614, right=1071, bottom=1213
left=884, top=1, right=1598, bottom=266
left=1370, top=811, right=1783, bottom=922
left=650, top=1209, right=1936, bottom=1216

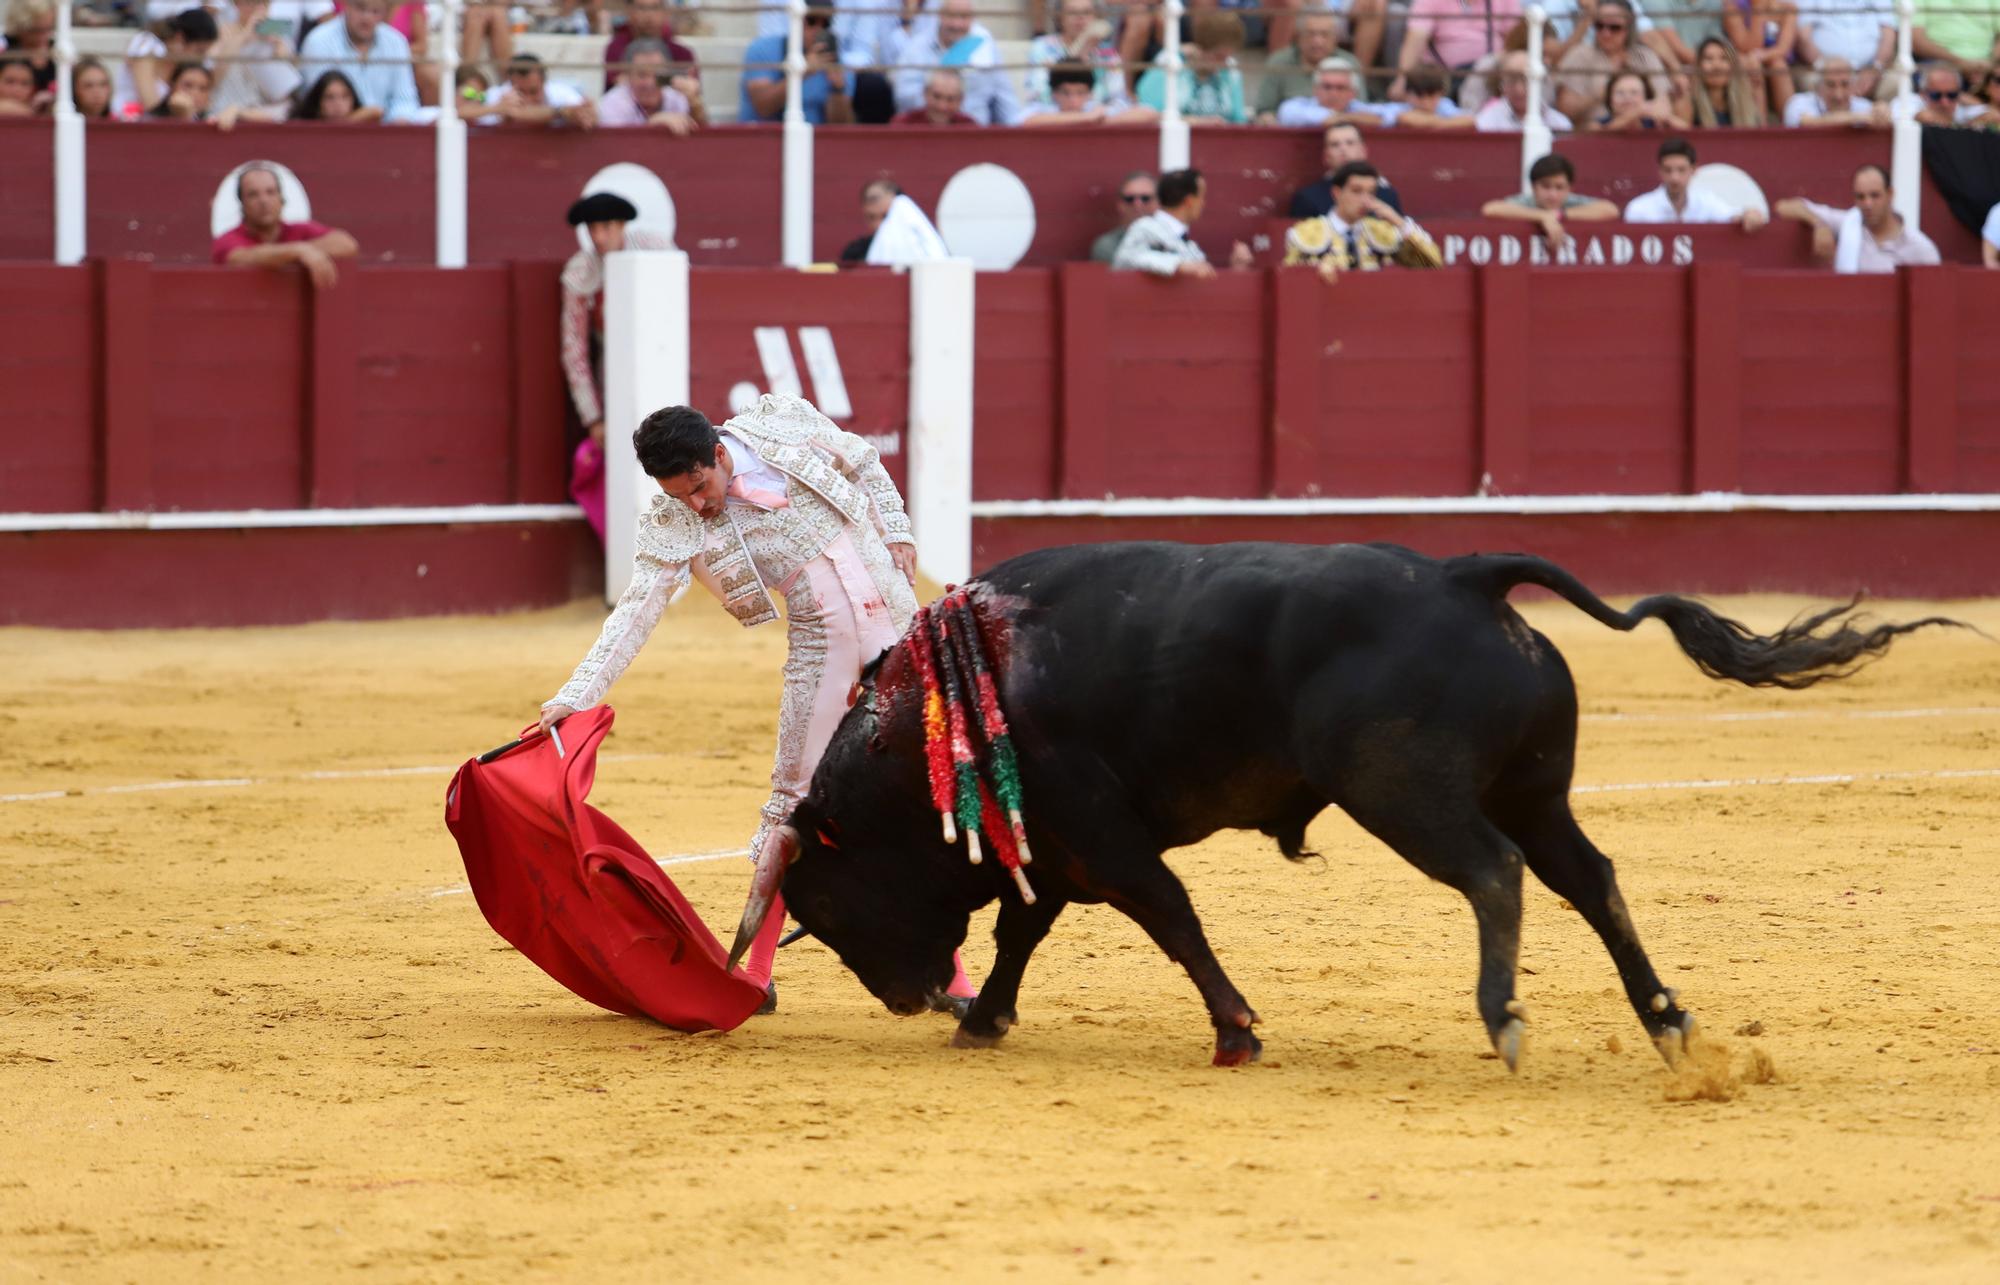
left=778, top=924, right=811, bottom=948
left=726, top=825, right=800, bottom=974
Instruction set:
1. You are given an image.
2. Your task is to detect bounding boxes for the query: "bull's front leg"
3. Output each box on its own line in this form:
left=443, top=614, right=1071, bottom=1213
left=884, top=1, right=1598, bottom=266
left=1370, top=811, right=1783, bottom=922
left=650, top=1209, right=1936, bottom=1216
left=951, top=895, right=1065, bottom=1050
left=1104, top=862, right=1262, bottom=1067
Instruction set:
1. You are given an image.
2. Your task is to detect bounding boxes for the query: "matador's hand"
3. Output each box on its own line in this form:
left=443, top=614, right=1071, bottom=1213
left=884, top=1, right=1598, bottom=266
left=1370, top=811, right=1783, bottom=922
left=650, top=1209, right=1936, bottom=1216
left=535, top=703, right=577, bottom=737
left=891, top=543, right=917, bottom=587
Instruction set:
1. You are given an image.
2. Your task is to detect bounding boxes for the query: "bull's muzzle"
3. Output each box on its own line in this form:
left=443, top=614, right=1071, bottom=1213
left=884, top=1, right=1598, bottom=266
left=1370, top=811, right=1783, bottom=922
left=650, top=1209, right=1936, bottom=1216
left=725, top=824, right=802, bottom=974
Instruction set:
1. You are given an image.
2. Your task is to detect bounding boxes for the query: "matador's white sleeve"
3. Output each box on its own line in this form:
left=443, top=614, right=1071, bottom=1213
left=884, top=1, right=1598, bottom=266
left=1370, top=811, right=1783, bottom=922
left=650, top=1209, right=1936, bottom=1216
left=798, top=401, right=915, bottom=546
left=545, top=552, right=691, bottom=712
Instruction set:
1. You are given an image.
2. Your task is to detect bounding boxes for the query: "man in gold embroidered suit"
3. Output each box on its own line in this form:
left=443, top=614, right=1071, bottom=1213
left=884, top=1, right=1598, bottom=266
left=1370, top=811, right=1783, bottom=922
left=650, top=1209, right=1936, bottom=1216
left=1283, top=160, right=1444, bottom=282
left=533, top=393, right=977, bottom=1012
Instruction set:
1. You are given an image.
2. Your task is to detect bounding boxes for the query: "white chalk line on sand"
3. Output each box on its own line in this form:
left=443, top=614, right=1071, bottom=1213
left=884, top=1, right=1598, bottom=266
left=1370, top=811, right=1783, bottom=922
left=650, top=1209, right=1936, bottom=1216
left=3, top=705, right=1996, bottom=808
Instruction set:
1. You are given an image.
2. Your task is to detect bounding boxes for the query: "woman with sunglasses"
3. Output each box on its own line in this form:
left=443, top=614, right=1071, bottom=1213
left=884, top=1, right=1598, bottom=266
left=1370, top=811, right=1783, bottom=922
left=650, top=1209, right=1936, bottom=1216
left=1552, top=0, right=1671, bottom=127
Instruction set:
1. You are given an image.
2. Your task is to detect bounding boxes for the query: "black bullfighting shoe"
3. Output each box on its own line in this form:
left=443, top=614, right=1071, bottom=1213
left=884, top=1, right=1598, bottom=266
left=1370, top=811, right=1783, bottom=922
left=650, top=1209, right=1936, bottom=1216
left=930, top=993, right=975, bottom=1022
left=755, top=982, right=778, bottom=1015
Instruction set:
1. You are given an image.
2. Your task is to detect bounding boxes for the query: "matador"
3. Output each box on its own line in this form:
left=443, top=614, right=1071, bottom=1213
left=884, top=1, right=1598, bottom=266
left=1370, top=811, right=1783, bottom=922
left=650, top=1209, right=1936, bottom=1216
left=535, top=394, right=978, bottom=1013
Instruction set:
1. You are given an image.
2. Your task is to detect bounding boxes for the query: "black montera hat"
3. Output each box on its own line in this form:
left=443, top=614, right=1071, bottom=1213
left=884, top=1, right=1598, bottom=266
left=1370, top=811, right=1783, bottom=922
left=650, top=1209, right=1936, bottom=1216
left=566, top=192, right=640, bottom=226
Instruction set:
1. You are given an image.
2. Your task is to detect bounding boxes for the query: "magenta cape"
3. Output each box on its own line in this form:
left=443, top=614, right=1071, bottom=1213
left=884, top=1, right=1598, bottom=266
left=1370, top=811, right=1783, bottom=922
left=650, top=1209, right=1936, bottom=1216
left=444, top=705, right=766, bottom=1031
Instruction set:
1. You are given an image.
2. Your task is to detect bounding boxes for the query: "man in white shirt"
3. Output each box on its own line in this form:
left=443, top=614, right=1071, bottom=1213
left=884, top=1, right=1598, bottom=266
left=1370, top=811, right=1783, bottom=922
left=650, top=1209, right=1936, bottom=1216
left=1796, top=0, right=1895, bottom=99
left=887, top=0, right=1022, bottom=126
left=297, top=0, right=419, bottom=123
left=1775, top=164, right=1942, bottom=273
left=1275, top=60, right=1404, bottom=128
left=1624, top=139, right=1769, bottom=229
left=1474, top=51, right=1574, bottom=132
left=1983, top=203, right=1999, bottom=268
left=480, top=53, right=596, bottom=128
left=1112, top=168, right=1253, bottom=277
left=1783, top=56, right=1886, bottom=126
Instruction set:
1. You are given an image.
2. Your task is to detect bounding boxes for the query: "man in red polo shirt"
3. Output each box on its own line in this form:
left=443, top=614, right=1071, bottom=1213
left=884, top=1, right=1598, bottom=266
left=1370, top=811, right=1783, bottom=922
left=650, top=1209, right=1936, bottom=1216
left=210, top=164, right=359, bottom=289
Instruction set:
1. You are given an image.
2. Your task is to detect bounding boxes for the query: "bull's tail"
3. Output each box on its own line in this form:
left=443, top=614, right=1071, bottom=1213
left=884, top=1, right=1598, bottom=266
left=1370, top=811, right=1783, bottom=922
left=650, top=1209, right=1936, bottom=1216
left=1447, top=553, right=1969, bottom=690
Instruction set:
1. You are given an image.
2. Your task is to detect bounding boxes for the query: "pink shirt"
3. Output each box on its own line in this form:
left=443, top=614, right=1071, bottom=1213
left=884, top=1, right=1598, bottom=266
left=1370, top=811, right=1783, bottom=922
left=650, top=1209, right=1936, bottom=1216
left=211, top=220, right=332, bottom=265
left=1407, top=0, right=1521, bottom=69
left=595, top=81, right=692, bottom=127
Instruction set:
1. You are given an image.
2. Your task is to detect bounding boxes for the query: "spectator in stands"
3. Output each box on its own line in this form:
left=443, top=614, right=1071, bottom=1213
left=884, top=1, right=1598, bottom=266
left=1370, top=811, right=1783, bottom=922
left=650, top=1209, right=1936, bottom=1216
left=1783, top=55, right=1886, bottom=126
left=1026, top=0, right=1132, bottom=115
left=1113, top=167, right=1254, bottom=276
left=1135, top=10, right=1249, bottom=124
left=1911, top=62, right=1996, bottom=126
left=2, top=0, right=53, bottom=107
left=1686, top=36, right=1767, bottom=126
left=295, top=69, right=382, bottom=122
left=742, top=0, right=855, bottom=124
left=1723, top=0, right=1799, bottom=117
left=1277, top=59, right=1404, bottom=126
left=1480, top=152, right=1618, bottom=248
left=0, top=54, right=33, bottom=115
left=1091, top=171, right=1156, bottom=263
left=1024, top=61, right=1157, bottom=125
left=890, top=0, right=1022, bottom=126
left=1775, top=164, right=1940, bottom=271
left=604, top=0, right=697, bottom=91
left=460, top=1, right=513, bottom=80
left=1283, top=161, right=1443, bottom=279
left=1254, top=9, right=1376, bottom=120
left=1624, top=138, right=1767, bottom=227
left=1395, top=0, right=1521, bottom=101
left=840, top=178, right=899, bottom=264
left=116, top=8, right=216, bottom=118
left=1394, top=64, right=1472, bottom=127
left=147, top=61, right=214, bottom=119
left=1477, top=50, right=1575, bottom=130
left=893, top=68, right=979, bottom=125
left=1590, top=68, right=1689, bottom=129
left=1796, top=0, right=1893, bottom=100
left=72, top=57, right=114, bottom=118
left=211, top=3, right=305, bottom=123
left=299, top=0, right=420, bottom=123
left=481, top=53, right=596, bottom=128
left=212, top=163, right=359, bottom=287
left=560, top=192, right=670, bottom=445
left=1289, top=120, right=1404, bottom=215
left=1984, top=201, right=1999, bottom=267
left=598, top=40, right=701, bottom=132
left=1914, top=0, right=2000, bottom=79
left=452, top=64, right=491, bottom=121
left=1553, top=0, right=1671, bottom=125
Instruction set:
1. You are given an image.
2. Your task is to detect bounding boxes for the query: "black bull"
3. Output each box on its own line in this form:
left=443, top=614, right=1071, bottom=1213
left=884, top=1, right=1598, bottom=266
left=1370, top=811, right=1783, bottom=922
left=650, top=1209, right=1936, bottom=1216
left=727, top=542, right=1959, bottom=1067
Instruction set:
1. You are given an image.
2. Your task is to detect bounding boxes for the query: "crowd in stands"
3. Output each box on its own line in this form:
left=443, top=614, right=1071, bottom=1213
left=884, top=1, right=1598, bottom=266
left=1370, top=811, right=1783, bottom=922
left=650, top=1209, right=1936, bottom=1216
left=3, top=0, right=1997, bottom=133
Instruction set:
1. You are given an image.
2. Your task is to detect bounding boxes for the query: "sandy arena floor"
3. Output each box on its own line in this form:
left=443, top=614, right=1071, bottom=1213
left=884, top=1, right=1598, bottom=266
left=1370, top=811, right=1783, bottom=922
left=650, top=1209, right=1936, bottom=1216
left=3, top=586, right=1999, bottom=1282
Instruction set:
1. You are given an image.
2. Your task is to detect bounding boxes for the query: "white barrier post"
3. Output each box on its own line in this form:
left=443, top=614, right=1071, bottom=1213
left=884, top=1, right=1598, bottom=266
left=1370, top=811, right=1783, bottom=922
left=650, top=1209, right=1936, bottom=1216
left=52, top=0, right=83, bottom=264
left=435, top=0, right=468, bottom=267
left=603, top=250, right=692, bottom=603
left=1521, top=6, right=1552, bottom=192
left=781, top=0, right=814, bottom=267
left=907, top=258, right=976, bottom=588
left=1889, top=0, right=1920, bottom=231
left=1158, top=0, right=1190, bottom=171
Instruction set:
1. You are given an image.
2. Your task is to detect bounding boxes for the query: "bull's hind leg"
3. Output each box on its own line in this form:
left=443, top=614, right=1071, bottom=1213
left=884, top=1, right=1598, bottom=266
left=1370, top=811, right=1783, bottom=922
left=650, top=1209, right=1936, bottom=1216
left=1339, top=799, right=1529, bottom=1069
left=1496, top=794, right=1698, bottom=1064
left=951, top=895, right=1065, bottom=1050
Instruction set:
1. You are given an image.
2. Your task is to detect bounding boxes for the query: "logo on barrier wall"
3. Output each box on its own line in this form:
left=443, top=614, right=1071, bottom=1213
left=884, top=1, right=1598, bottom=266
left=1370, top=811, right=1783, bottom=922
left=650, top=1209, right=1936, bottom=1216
left=1439, top=233, right=1697, bottom=267
left=729, top=327, right=899, bottom=459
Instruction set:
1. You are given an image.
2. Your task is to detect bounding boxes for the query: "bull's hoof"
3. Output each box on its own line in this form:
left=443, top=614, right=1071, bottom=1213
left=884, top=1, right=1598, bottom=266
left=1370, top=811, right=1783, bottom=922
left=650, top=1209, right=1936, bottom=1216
left=1492, top=1016, right=1526, bottom=1072
left=1213, top=1030, right=1263, bottom=1067
left=950, top=1026, right=1007, bottom=1050
left=1651, top=1013, right=1699, bottom=1067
